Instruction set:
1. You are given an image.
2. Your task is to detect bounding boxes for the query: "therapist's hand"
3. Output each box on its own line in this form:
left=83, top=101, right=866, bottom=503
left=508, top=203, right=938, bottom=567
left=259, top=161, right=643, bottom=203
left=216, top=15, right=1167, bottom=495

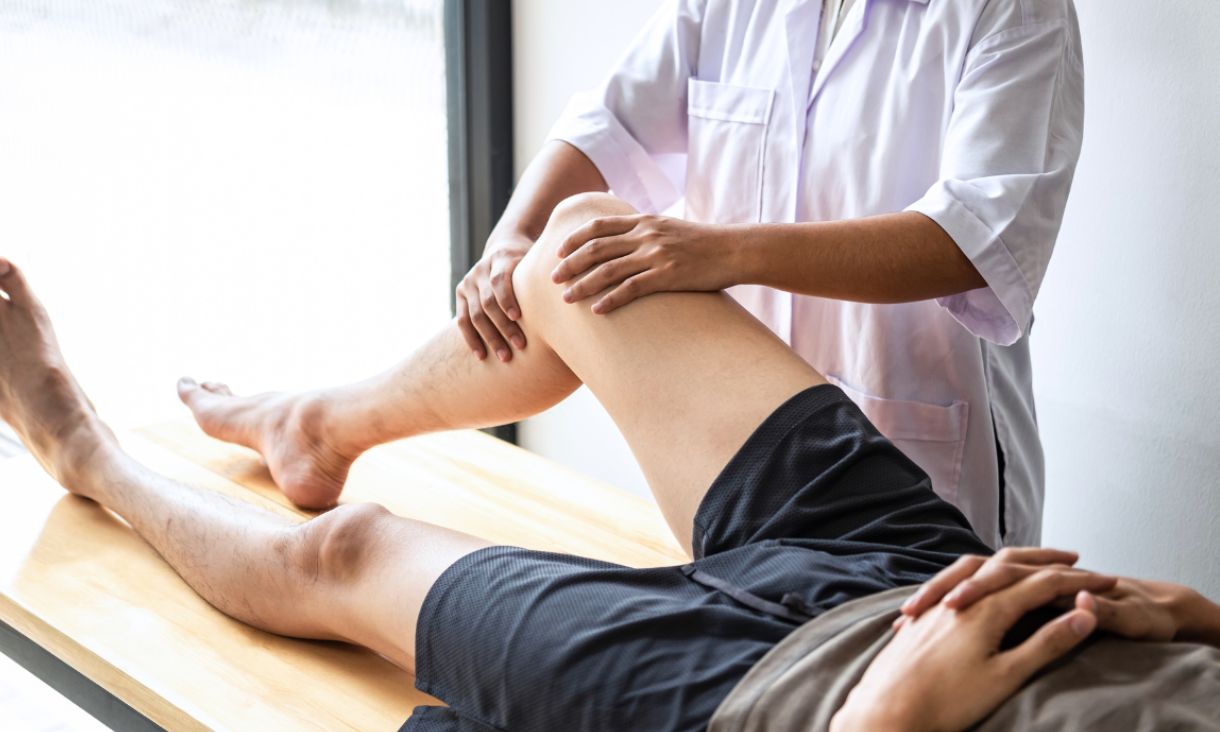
left=550, top=214, right=740, bottom=314
left=455, top=232, right=531, bottom=362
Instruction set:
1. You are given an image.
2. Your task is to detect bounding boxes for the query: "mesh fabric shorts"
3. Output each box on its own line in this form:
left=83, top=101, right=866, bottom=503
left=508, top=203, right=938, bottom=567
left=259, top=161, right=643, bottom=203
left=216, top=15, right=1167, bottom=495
left=401, top=385, right=992, bottom=731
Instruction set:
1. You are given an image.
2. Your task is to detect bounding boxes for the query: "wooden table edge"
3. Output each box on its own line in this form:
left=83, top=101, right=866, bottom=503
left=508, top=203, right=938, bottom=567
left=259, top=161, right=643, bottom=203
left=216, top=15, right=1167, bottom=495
left=0, top=594, right=185, bottom=731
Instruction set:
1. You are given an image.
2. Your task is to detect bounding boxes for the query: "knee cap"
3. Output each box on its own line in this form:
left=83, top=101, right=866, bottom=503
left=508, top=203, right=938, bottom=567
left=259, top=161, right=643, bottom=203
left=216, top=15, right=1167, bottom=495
left=513, top=192, right=637, bottom=309
left=310, top=502, right=392, bottom=584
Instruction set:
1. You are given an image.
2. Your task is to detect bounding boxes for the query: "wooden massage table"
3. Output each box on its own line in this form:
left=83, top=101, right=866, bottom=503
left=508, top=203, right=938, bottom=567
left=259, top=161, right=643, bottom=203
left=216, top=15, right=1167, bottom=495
left=0, top=422, right=686, bottom=730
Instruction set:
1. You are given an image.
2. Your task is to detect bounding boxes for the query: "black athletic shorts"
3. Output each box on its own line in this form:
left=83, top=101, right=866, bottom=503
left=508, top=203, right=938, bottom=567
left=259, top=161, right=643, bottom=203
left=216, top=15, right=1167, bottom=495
left=401, top=385, right=992, bottom=732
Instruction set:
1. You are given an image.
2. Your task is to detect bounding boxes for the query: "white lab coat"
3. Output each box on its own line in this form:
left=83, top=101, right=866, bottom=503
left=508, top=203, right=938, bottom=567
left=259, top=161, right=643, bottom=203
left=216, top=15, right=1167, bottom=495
left=550, top=0, right=1084, bottom=547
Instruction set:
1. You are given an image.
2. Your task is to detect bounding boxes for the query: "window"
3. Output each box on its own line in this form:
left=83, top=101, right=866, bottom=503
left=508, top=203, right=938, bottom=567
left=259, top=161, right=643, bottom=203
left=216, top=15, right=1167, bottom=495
left=0, top=0, right=452, bottom=427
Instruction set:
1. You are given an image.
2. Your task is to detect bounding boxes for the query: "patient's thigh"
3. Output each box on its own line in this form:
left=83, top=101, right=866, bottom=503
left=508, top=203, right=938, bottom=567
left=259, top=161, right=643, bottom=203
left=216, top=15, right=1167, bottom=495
left=515, top=196, right=824, bottom=553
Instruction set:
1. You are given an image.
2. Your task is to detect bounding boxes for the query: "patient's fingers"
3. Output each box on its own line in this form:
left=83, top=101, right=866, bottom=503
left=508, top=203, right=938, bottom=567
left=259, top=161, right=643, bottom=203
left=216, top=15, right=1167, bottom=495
left=946, top=565, right=1115, bottom=612
left=902, top=548, right=1081, bottom=617
left=1000, top=605, right=1096, bottom=681
left=995, top=547, right=1079, bottom=566
left=1078, top=590, right=1175, bottom=641
left=990, top=568, right=1120, bottom=630
left=902, top=555, right=987, bottom=616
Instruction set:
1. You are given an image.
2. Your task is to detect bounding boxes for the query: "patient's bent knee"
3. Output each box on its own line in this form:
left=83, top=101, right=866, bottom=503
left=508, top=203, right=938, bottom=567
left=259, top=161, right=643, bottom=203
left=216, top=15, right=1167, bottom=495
left=513, top=192, right=637, bottom=312
left=513, top=237, right=562, bottom=310
left=548, top=191, right=634, bottom=228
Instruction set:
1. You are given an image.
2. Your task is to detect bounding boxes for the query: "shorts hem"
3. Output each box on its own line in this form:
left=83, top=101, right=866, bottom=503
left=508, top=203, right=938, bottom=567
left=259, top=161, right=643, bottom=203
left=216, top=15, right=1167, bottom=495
left=414, top=545, right=524, bottom=700
left=690, top=384, right=850, bottom=558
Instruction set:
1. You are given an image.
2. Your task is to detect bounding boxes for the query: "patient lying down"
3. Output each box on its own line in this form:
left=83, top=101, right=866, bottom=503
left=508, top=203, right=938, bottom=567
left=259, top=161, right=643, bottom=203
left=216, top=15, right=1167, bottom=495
left=0, top=244, right=1218, bottom=731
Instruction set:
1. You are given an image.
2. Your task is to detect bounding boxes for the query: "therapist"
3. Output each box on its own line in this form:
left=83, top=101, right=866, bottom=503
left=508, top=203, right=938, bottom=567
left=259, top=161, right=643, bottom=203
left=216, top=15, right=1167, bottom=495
left=453, top=0, right=1084, bottom=548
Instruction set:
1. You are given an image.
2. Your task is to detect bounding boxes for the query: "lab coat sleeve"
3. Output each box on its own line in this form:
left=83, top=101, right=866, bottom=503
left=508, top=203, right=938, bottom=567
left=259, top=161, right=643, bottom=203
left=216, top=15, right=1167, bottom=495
left=906, top=15, right=1084, bottom=345
left=546, top=0, right=703, bottom=214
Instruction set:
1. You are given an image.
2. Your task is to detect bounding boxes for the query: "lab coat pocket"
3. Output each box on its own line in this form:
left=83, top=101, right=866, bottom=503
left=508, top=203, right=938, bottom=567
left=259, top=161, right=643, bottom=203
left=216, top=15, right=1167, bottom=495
left=685, top=79, right=775, bottom=224
left=826, top=375, right=969, bottom=506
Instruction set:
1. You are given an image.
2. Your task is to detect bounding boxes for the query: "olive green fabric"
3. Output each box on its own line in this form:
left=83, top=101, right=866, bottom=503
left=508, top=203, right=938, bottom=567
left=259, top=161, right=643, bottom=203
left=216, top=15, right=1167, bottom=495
left=710, top=586, right=1220, bottom=731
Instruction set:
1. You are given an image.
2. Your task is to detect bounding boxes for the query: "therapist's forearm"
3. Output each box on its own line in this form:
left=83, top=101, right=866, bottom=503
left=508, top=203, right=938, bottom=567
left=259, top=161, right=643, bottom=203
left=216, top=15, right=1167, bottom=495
left=734, top=212, right=985, bottom=303
left=489, top=140, right=608, bottom=248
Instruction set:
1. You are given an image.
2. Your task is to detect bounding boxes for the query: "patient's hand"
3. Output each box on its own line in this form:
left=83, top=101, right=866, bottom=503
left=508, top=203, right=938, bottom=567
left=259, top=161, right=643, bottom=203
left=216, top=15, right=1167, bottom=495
left=830, top=568, right=1101, bottom=732
left=897, top=547, right=1118, bottom=622
left=896, top=548, right=1219, bottom=647
left=1078, top=577, right=1220, bottom=646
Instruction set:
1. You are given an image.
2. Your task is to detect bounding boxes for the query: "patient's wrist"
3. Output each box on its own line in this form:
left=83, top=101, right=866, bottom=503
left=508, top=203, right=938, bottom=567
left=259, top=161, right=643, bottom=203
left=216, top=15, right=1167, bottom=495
left=831, top=698, right=920, bottom=732
left=1176, top=589, right=1220, bottom=646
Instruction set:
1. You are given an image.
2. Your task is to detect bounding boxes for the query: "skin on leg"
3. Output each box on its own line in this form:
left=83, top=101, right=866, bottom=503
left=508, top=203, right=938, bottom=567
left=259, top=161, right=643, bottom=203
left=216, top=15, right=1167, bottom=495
left=1, top=213, right=823, bottom=675
left=182, top=193, right=824, bottom=551
left=177, top=298, right=582, bottom=509
left=79, top=456, right=490, bottom=672
left=0, top=260, right=487, bottom=672
left=511, top=194, right=826, bottom=551
left=0, top=188, right=821, bottom=676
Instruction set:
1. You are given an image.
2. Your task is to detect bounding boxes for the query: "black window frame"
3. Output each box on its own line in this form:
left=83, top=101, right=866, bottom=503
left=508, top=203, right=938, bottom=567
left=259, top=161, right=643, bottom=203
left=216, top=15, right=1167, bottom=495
left=444, top=0, right=517, bottom=444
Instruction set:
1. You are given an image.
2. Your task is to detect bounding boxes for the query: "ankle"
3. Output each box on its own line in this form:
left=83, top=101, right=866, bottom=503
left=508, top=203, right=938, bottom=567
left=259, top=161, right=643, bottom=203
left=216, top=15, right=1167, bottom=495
left=50, top=414, right=120, bottom=496
left=308, top=384, right=401, bottom=456
left=291, top=391, right=370, bottom=459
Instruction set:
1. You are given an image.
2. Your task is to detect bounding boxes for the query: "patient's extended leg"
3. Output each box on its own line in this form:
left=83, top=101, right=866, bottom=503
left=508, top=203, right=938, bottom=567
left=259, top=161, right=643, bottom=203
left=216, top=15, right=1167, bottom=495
left=0, top=187, right=821, bottom=671
left=182, top=194, right=823, bottom=549
left=0, top=260, right=488, bottom=671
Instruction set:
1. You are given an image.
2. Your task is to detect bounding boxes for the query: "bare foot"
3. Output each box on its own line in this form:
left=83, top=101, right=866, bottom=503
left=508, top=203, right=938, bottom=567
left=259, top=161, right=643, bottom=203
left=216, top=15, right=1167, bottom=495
left=0, top=260, right=114, bottom=494
left=176, top=380, right=363, bottom=509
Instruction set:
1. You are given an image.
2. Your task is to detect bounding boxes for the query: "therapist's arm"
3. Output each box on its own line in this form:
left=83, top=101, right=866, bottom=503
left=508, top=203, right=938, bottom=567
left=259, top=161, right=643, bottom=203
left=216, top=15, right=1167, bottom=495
left=454, top=141, right=606, bottom=361
left=551, top=210, right=984, bottom=314
left=736, top=212, right=985, bottom=304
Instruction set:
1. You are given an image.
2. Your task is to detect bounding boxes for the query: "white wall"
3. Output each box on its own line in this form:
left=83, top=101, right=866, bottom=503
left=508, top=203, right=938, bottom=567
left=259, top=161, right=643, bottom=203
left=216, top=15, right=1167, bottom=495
left=512, top=1, right=1220, bottom=597
left=1035, top=2, right=1220, bottom=598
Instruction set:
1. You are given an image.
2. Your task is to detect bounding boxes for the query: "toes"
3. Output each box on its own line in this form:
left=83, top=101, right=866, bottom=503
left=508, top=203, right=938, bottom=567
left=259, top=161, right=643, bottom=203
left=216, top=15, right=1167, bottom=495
left=177, top=377, right=224, bottom=431
left=177, top=377, right=222, bottom=413
left=0, top=259, right=35, bottom=307
left=201, top=381, right=233, bottom=396
left=177, top=377, right=202, bottom=406
left=177, top=376, right=256, bottom=448
left=178, top=378, right=235, bottom=406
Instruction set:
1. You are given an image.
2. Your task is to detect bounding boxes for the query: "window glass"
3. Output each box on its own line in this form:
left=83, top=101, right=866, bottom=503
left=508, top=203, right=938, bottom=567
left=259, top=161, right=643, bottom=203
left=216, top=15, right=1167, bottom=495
left=0, top=0, right=450, bottom=427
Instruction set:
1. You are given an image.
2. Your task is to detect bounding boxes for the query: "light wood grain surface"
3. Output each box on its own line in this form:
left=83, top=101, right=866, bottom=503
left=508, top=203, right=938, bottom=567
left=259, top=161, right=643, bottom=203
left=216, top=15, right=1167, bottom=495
left=0, top=423, right=687, bottom=730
